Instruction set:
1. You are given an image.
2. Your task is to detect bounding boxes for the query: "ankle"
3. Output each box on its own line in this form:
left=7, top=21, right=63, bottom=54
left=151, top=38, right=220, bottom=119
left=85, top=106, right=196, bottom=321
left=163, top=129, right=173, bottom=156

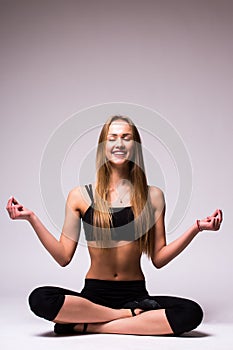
left=73, top=323, right=88, bottom=333
left=120, top=308, right=143, bottom=318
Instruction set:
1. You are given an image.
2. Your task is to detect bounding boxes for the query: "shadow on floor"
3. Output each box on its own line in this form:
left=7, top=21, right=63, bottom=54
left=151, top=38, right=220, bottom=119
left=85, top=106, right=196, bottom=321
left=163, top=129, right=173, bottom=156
left=36, top=329, right=211, bottom=338
left=178, top=330, right=211, bottom=338
left=35, top=331, right=79, bottom=337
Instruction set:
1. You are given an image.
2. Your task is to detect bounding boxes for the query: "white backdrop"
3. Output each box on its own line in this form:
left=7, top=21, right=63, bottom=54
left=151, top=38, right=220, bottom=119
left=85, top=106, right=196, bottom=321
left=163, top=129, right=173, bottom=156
left=1, top=0, right=232, bottom=323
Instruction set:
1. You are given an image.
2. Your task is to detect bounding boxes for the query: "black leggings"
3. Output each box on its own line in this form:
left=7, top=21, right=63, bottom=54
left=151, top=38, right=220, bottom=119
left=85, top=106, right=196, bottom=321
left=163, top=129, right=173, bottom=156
left=28, top=279, right=203, bottom=335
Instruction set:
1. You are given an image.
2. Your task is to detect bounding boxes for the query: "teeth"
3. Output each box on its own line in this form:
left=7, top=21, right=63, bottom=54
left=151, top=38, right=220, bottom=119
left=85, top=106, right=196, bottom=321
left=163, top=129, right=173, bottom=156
left=113, top=152, right=126, bottom=154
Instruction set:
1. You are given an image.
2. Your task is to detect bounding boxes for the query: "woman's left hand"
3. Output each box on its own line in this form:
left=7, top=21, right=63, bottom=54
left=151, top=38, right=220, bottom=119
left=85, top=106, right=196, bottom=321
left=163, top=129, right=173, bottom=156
left=198, top=209, right=223, bottom=231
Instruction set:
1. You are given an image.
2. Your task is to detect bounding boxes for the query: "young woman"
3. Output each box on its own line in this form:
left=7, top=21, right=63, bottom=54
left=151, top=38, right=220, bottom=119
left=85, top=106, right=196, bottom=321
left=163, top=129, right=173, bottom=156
left=6, top=115, right=223, bottom=336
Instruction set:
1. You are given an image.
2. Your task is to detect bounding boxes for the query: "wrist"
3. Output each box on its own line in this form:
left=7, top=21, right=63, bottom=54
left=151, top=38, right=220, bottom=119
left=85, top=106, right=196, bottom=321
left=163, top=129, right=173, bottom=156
left=196, top=219, right=204, bottom=232
left=27, top=211, right=37, bottom=224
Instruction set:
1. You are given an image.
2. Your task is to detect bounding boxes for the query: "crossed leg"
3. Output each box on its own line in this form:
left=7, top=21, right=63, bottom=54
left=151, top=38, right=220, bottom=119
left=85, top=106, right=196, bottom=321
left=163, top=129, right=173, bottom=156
left=29, top=286, right=203, bottom=336
left=53, top=295, right=173, bottom=335
left=73, top=309, right=173, bottom=335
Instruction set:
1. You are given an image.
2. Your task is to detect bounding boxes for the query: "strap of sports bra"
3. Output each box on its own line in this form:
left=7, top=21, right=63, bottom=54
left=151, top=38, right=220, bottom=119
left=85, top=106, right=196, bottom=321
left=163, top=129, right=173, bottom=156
left=85, top=184, right=94, bottom=204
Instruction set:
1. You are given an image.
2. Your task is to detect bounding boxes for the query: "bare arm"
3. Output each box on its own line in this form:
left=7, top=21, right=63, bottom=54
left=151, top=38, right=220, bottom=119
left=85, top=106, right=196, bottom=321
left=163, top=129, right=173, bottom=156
left=149, top=187, right=223, bottom=268
left=6, top=187, right=82, bottom=267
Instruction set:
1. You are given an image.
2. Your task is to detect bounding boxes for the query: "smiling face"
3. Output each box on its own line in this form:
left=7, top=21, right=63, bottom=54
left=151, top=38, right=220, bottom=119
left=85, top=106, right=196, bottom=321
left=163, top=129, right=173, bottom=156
left=105, top=119, right=135, bottom=166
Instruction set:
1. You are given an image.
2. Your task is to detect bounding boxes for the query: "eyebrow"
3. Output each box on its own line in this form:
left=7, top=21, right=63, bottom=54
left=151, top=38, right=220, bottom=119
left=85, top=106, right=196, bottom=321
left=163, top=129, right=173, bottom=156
left=107, top=133, right=132, bottom=136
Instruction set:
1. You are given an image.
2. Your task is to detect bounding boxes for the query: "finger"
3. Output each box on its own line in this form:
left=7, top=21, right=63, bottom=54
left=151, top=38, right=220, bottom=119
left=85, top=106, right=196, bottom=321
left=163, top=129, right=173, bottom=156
left=7, top=196, right=19, bottom=207
left=6, top=196, right=14, bottom=208
left=15, top=204, right=23, bottom=210
left=12, top=206, right=16, bottom=219
left=218, top=209, right=223, bottom=223
left=6, top=206, right=13, bottom=217
left=12, top=197, right=19, bottom=205
left=214, top=217, right=221, bottom=230
left=13, top=206, right=19, bottom=218
left=210, top=217, right=217, bottom=228
left=211, top=209, right=219, bottom=218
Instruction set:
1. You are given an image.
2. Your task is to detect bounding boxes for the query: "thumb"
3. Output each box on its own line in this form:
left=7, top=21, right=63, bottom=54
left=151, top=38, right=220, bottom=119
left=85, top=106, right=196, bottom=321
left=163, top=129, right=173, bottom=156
left=210, top=209, right=219, bottom=217
left=12, top=197, right=19, bottom=205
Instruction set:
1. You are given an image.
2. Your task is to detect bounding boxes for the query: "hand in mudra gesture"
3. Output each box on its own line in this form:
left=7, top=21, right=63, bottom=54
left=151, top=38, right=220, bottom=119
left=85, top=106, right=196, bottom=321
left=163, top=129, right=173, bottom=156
left=197, top=209, right=223, bottom=232
left=6, top=196, right=33, bottom=221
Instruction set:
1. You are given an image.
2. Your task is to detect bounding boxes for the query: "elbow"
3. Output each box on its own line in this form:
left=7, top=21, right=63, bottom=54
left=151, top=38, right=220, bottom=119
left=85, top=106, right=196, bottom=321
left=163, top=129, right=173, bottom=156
left=152, top=258, right=165, bottom=269
left=58, top=257, right=71, bottom=267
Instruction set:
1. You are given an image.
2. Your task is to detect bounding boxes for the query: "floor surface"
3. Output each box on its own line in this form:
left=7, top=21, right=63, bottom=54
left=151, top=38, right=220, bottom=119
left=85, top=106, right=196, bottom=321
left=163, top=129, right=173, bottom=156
left=1, top=298, right=232, bottom=350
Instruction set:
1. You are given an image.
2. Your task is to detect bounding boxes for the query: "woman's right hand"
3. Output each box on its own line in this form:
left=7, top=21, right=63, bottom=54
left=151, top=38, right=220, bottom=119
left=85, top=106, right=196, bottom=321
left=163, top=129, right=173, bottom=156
left=6, top=196, right=33, bottom=221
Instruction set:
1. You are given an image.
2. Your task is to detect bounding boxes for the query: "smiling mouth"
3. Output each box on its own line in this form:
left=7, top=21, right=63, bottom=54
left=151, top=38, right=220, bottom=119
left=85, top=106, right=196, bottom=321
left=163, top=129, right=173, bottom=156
left=112, top=151, right=127, bottom=155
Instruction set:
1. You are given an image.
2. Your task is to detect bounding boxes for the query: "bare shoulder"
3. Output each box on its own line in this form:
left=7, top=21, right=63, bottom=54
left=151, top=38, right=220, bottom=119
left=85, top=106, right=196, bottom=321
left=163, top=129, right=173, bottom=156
left=66, top=185, right=90, bottom=211
left=148, top=185, right=166, bottom=211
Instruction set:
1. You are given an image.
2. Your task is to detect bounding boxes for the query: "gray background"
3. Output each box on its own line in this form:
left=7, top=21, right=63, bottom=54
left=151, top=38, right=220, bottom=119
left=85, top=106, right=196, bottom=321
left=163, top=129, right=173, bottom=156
left=1, top=0, right=232, bottom=324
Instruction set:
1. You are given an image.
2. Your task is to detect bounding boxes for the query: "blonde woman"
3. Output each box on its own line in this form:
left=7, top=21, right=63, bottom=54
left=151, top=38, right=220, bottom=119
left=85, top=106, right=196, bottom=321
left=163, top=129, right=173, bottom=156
left=6, top=116, right=223, bottom=336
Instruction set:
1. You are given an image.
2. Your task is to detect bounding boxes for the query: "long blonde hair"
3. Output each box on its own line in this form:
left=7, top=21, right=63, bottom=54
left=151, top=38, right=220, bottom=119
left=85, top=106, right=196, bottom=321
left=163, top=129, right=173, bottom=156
left=92, top=115, right=155, bottom=258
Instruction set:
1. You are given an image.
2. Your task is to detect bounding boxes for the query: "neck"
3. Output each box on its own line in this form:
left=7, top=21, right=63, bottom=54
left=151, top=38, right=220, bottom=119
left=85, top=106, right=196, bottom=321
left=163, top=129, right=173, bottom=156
left=108, top=165, right=130, bottom=189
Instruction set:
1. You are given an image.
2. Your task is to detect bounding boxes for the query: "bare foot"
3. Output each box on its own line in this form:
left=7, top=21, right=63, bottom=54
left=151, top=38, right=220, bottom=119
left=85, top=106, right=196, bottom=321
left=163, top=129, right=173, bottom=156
left=73, top=308, right=145, bottom=333
left=133, top=308, right=144, bottom=316
left=73, top=308, right=144, bottom=333
left=73, top=323, right=88, bottom=333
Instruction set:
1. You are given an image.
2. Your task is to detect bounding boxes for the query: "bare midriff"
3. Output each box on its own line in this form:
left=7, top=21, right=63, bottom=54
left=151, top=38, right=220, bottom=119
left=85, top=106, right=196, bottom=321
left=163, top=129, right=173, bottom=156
left=79, top=187, right=145, bottom=281
left=85, top=240, right=145, bottom=281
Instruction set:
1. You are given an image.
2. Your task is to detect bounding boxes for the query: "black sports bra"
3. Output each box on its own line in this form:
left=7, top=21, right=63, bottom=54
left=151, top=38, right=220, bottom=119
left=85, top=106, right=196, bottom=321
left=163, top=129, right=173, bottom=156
left=81, top=184, right=135, bottom=241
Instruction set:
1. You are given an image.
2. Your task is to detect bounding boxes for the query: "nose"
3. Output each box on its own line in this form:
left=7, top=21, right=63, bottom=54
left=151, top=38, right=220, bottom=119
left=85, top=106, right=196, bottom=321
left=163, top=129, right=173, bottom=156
left=115, top=137, right=124, bottom=147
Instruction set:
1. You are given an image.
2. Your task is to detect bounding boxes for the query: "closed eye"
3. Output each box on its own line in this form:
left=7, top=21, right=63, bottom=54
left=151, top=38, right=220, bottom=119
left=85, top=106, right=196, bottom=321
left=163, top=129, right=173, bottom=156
left=107, top=133, right=132, bottom=141
left=108, top=137, right=132, bottom=141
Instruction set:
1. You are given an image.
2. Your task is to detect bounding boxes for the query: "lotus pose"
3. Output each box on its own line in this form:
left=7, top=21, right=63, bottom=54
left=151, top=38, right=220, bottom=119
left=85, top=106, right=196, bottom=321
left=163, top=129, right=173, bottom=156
left=6, top=115, right=223, bottom=336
